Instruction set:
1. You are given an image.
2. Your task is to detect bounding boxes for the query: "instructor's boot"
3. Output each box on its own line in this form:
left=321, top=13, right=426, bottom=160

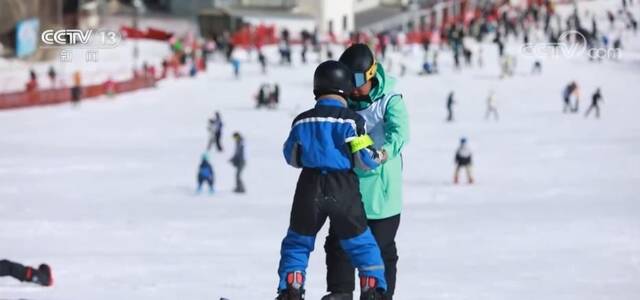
left=359, top=276, right=383, bottom=300
left=276, top=271, right=305, bottom=300
left=321, top=292, right=353, bottom=300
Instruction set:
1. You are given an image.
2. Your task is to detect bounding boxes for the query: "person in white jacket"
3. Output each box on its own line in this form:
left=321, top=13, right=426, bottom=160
left=485, top=90, right=499, bottom=121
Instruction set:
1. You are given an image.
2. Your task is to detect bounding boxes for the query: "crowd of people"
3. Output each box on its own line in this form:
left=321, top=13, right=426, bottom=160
left=255, top=83, right=280, bottom=109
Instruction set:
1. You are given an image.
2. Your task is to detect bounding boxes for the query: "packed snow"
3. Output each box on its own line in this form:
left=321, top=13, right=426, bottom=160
left=2, top=2, right=640, bottom=300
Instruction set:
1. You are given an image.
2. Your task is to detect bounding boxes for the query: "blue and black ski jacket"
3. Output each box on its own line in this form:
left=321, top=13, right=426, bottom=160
left=283, top=98, right=380, bottom=171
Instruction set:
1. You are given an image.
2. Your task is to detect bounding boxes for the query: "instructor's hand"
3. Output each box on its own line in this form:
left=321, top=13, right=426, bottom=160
left=376, top=149, right=388, bottom=164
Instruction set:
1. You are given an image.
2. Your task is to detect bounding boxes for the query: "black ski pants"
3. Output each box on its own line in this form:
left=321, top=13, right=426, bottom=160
left=289, top=168, right=367, bottom=238
left=0, top=259, right=29, bottom=282
left=325, top=214, right=401, bottom=299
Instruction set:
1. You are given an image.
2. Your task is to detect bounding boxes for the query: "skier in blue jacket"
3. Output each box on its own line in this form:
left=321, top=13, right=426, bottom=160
left=196, top=153, right=214, bottom=193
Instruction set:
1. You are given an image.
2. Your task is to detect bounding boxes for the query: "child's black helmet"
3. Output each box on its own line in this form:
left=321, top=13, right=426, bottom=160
left=339, top=43, right=377, bottom=87
left=313, top=60, right=355, bottom=99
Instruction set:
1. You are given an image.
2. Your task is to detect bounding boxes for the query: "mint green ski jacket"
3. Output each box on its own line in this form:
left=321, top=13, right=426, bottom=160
left=349, top=63, right=409, bottom=219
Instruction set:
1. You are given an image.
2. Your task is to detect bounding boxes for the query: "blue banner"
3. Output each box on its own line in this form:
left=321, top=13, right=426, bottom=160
left=16, top=18, right=40, bottom=58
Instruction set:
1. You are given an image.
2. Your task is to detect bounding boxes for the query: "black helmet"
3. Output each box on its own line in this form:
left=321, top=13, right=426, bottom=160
left=313, top=60, right=355, bottom=99
left=339, top=43, right=377, bottom=87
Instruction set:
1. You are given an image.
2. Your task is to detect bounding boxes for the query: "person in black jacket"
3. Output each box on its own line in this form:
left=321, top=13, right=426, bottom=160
left=446, top=91, right=455, bottom=122
left=585, top=88, right=604, bottom=119
left=207, top=112, right=224, bottom=152
left=0, top=259, right=53, bottom=286
left=563, top=81, right=579, bottom=113
left=454, top=137, right=474, bottom=184
left=230, top=132, right=246, bottom=193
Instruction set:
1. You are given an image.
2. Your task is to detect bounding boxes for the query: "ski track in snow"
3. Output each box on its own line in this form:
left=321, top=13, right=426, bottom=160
left=2, top=2, right=640, bottom=299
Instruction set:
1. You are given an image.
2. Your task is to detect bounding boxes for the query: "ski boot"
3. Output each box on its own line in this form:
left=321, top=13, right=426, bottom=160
left=359, top=276, right=383, bottom=300
left=27, top=264, right=53, bottom=286
left=321, top=292, right=353, bottom=300
left=276, top=271, right=305, bottom=300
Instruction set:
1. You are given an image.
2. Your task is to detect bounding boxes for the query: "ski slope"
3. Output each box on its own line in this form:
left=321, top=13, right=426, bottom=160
left=2, top=7, right=640, bottom=300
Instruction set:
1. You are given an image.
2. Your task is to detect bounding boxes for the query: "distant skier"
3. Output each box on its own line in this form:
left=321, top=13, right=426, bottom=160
left=495, top=38, right=505, bottom=57
left=562, top=81, right=579, bottom=113
left=207, top=111, right=224, bottom=152
left=276, top=60, right=388, bottom=300
left=47, top=65, right=57, bottom=87
left=584, top=88, right=604, bottom=119
left=256, top=83, right=272, bottom=108
left=279, top=40, right=292, bottom=65
left=420, top=61, right=436, bottom=75
left=26, top=68, right=38, bottom=91
left=432, top=50, right=440, bottom=71
left=447, top=91, right=455, bottom=122
left=0, top=259, right=53, bottom=286
left=532, top=60, right=542, bottom=74
left=71, top=70, right=82, bottom=105
left=500, top=55, right=516, bottom=78
left=258, top=51, right=267, bottom=74
left=463, top=47, right=473, bottom=66
left=453, top=48, right=461, bottom=69
left=454, top=138, right=474, bottom=184
left=326, top=45, right=334, bottom=60
left=196, top=153, right=214, bottom=194
left=230, top=58, right=240, bottom=79
left=230, top=132, right=246, bottom=193
left=272, top=83, right=280, bottom=108
left=485, top=90, right=499, bottom=121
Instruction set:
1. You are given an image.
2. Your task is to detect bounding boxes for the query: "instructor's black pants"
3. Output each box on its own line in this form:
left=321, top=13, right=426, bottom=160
left=0, top=259, right=29, bottom=282
left=325, top=214, right=400, bottom=299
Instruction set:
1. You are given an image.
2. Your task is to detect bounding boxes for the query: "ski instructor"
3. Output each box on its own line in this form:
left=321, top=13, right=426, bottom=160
left=323, top=44, right=409, bottom=300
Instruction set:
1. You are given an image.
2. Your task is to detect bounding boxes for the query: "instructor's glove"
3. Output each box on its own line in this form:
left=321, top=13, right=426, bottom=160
left=374, top=148, right=388, bottom=164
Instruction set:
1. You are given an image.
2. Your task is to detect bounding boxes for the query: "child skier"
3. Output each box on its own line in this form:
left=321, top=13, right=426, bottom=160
left=0, top=259, right=53, bottom=286
left=276, top=60, right=388, bottom=300
left=454, top=137, right=474, bottom=184
left=196, top=153, right=214, bottom=193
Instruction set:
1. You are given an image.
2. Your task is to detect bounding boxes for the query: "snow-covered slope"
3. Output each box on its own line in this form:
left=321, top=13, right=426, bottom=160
left=1, top=3, right=640, bottom=300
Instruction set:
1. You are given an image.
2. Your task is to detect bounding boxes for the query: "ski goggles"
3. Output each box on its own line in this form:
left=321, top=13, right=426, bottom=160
left=353, top=62, right=377, bottom=88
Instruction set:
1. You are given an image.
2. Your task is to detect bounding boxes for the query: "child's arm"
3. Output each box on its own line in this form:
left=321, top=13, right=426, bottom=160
left=283, top=129, right=302, bottom=168
left=349, top=134, right=385, bottom=171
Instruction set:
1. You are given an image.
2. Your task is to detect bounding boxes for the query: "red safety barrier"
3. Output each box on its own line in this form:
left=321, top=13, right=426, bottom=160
left=121, top=26, right=174, bottom=41
left=231, top=24, right=277, bottom=49
left=121, top=26, right=146, bottom=38
left=0, top=77, right=157, bottom=110
left=146, top=27, right=174, bottom=41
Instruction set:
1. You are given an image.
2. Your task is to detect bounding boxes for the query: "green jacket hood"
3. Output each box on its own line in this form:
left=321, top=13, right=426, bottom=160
left=348, top=62, right=396, bottom=110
